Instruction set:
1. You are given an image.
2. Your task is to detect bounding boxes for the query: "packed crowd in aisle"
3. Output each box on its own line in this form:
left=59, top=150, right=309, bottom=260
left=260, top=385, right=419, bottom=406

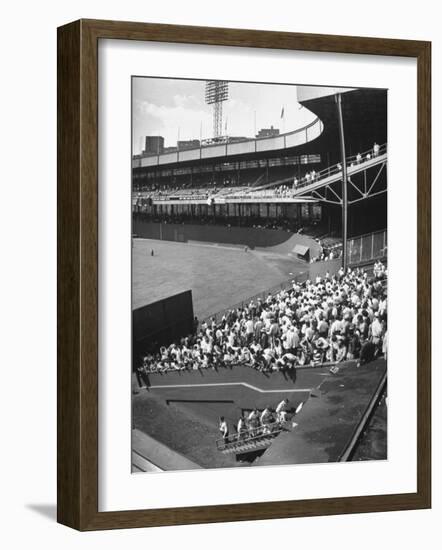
left=136, top=260, right=387, bottom=383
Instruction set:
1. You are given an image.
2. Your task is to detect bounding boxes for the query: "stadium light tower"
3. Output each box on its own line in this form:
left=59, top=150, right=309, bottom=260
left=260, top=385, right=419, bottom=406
left=205, top=80, right=229, bottom=138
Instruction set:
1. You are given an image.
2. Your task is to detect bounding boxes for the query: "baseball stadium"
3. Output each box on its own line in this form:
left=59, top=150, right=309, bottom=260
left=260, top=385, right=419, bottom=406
left=131, top=82, right=388, bottom=472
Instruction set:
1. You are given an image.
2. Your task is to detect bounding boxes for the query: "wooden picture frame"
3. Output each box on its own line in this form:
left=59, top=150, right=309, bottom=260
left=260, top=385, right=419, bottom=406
left=57, top=19, right=431, bottom=531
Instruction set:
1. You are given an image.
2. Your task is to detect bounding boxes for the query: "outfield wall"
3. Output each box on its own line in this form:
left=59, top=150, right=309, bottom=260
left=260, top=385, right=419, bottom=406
left=133, top=290, right=194, bottom=368
left=132, top=219, right=321, bottom=254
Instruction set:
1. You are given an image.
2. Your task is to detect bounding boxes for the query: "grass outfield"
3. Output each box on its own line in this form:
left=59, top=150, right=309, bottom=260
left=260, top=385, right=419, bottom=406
left=132, top=238, right=307, bottom=319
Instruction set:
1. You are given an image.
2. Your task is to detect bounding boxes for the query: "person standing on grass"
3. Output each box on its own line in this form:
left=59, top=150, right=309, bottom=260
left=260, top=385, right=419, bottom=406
left=151, top=249, right=154, bottom=256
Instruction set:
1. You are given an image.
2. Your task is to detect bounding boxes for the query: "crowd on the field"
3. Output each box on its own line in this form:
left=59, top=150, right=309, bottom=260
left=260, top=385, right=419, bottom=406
left=136, top=261, right=387, bottom=384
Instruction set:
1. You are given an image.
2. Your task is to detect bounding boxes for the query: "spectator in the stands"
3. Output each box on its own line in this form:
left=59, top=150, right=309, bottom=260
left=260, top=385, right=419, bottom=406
left=357, top=337, right=376, bottom=367
left=139, top=265, right=387, bottom=375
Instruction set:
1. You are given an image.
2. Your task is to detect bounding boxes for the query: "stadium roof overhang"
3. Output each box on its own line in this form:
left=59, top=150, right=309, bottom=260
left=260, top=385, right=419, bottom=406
left=296, top=87, right=387, bottom=162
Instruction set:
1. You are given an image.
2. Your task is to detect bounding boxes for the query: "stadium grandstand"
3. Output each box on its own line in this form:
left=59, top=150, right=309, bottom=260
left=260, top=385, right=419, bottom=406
left=131, top=84, right=388, bottom=471
left=133, top=87, right=386, bottom=239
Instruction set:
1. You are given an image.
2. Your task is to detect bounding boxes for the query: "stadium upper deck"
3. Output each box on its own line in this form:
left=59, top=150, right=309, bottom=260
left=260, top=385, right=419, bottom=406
left=132, top=116, right=324, bottom=170
left=132, top=87, right=386, bottom=171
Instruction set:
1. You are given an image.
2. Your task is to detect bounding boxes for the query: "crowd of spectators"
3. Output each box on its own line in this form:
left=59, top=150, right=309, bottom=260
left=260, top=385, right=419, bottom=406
left=134, top=174, right=257, bottom=199
left=312, top=241, right=343, bottom=262
left=136, top=262, right=388, bottom=385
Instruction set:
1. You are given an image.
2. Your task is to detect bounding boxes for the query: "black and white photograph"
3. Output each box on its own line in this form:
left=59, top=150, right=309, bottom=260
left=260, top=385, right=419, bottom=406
left=131, top=77, right=388, bottom=472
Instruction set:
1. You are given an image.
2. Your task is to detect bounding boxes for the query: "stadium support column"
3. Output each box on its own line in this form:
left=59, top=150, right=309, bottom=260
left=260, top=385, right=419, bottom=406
left=335, top=93, right=348, bottom=271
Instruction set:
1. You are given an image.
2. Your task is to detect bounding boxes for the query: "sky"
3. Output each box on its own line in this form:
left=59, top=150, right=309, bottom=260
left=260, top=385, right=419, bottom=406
left=132, top=77, right=317, bottom=154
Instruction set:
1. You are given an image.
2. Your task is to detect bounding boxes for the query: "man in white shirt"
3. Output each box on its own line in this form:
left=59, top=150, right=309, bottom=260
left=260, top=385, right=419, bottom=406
left=237, top=415, right=246, bottom=440
left=245, top=317, right=254, bottom=344
left=219, top=416, right=229, bottom=444
left=276, top=399, right=289, bottom=423
left=247, top=409, right=260, bottom=436
left=260, top=407, right=272, bottom=426
left=370, top=313, right=383, bottom=346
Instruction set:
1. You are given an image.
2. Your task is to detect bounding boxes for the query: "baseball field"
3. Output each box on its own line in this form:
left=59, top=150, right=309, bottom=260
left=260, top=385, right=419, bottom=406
left=132, top=237, right=309, bottom=320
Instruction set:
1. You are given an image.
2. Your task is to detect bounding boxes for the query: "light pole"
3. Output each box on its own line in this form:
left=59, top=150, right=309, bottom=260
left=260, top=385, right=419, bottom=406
left=335, top=93, right=348, bottom=271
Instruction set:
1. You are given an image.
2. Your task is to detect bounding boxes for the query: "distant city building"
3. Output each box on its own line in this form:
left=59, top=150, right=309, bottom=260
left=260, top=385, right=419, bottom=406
left=177, top=139, right=201, bottom=150
left=143, top=135, right=164, bottom=155
left=256, top=125, right=280, bottom=138
left=163, top=146, right=178, bottom=154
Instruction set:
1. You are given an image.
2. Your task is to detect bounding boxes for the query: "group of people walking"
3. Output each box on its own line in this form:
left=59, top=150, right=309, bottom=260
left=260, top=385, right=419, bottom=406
left=218, top=399, right=290, bottom=446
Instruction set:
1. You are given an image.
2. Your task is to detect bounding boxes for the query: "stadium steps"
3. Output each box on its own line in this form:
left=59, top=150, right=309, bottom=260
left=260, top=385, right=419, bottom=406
left=250, top=172, right=266, bottom=187
left=221, top=435, right=278, bottom=454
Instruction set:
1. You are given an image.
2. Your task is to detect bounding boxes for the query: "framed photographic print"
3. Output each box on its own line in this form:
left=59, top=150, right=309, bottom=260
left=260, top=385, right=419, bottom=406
left=57, top=19, right=431, bottom=530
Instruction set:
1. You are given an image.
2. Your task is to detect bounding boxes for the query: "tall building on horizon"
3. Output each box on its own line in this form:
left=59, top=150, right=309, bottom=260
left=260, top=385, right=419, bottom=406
left=143, top=135, right=164, bottom=156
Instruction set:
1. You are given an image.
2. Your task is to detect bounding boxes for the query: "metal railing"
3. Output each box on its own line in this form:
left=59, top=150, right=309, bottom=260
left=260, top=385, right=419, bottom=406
left=348, top=229, right=387, bottom=265
left=216, top=420, right=284, bottom=452
left=133, top=143, right=386, bottom=205
left=225, top=143, right=387, bottom=199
